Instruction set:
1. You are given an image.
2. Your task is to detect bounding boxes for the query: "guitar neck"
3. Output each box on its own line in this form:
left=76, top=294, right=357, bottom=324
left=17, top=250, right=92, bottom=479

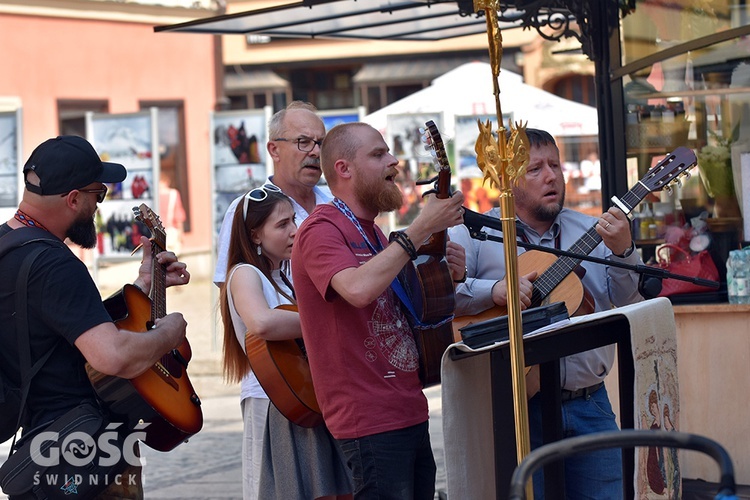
left=151, top=238, right=167, bottom=320
left=418, top=171, right=449, bottom=255
left=531, top=186, right=644, bottom=302
left=418, top=120, right=452, bottom=257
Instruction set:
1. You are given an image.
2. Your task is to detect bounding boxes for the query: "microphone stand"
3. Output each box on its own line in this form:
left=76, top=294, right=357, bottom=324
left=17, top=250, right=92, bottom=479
left=464, top=225, right=720, bottom=299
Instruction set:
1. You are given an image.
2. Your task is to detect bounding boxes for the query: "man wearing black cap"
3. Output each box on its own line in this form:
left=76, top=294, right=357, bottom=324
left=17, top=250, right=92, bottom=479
left=0, top=136, right=191, bottom=498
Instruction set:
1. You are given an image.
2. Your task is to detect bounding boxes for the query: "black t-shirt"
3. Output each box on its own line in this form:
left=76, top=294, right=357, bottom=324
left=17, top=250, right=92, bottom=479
left=0, top=223, right=113, bottom=429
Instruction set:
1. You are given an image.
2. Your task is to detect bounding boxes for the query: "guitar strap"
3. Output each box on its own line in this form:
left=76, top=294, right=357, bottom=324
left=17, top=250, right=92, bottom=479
left=332, top=198, right=451, bottom=329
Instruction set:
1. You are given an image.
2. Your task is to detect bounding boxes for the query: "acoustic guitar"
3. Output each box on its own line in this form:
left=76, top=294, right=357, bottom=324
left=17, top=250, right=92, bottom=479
left=86, top=204, right=203, bottom=452
left=453, top=146, right=697, bottom=337
left=398, top=120, right=456, bottom=387
left=245, top=304, right=323, bottom=428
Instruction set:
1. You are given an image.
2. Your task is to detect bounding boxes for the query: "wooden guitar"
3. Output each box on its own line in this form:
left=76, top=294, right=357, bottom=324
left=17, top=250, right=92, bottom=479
left=453, top=146, right=697, bottom=338
left=86, top=204, right=203, bottom=452
left=245, top=304, right=323, bottom=428
left=398, top=120, right=456, bottom=387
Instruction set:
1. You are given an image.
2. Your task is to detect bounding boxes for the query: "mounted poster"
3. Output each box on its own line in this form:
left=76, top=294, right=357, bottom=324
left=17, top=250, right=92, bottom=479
left=210, top=107, right=272, bottom=245
left=87, top=108, right=159, bottom=261
left=386, top=113, right=444, bottom=230
left=319, top=106, right=365, bottom=131
left=454, top=113, right=512, bottom=179
left=0, top=108, right=21, bottom=214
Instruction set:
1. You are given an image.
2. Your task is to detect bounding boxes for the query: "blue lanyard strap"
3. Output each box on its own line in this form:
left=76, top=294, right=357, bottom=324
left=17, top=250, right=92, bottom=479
left=332, top=198, right=453, bottom=329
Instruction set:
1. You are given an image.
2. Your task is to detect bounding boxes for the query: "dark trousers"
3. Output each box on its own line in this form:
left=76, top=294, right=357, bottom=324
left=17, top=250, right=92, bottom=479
left=339, top=421, right=436, bottom=500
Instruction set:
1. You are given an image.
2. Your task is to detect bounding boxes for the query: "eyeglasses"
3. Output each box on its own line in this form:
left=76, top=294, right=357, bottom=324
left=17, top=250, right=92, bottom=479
left=274, top=136, right=323, bottom=153
left=243, top=184, right=282, bottom=220
left=61, top=185, right=108, bottom=203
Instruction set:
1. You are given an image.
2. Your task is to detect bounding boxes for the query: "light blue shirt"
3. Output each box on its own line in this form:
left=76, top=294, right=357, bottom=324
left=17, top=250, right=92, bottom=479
left=448, top=206, right=644, bottom=390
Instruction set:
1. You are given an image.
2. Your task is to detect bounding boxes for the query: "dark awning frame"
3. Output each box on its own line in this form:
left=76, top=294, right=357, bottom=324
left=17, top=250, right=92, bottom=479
left=154, top=0, right=564, bottom=42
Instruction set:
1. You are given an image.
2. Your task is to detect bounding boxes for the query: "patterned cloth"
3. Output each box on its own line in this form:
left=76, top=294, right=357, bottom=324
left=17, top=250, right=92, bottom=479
left=441, top=297, right=679, bottom=499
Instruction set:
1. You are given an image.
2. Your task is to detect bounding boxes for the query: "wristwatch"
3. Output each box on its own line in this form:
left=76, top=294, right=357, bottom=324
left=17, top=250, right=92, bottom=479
left=614, top=241, right=635, bottom=258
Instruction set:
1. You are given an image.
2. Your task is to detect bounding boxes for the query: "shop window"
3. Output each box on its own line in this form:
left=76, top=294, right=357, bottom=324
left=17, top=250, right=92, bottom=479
left=139, top=101, right=191, bottom=232
left=619, top=0, right=750, bottom=289
left=57, top=99, right=108, bottom=137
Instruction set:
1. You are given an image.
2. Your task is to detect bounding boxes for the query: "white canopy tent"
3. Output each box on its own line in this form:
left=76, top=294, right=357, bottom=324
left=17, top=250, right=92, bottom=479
left=363, top=61, right=599, bottom=138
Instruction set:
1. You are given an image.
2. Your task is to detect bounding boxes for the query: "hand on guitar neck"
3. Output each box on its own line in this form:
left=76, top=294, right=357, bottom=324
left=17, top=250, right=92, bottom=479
left=134, top=235, right=191, bottom=293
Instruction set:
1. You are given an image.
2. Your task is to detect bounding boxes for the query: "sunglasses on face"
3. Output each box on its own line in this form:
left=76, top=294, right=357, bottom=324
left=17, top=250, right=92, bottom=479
left=243, top=184, right=282, bottom=220
left=61, top=185, right=108, bottom=203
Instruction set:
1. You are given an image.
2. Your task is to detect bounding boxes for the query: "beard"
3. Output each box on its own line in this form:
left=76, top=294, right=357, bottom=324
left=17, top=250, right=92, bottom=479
left=67, top=211, right=97, bottom=249
left=514, top=187, right=565, bottom=223
left=531, top=198, right=564, bottom=222
left=355, top=176, right=403, bottom=214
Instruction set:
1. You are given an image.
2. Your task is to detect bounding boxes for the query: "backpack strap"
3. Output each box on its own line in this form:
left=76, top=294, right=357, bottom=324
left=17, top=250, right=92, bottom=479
left=0, top=227, right=66, bottom=450
left=14, top=247, right=60, bottom=435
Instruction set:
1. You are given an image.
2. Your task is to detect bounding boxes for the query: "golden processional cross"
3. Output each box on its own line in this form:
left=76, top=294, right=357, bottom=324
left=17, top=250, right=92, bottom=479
left=473, top=0, right=532, bottom=491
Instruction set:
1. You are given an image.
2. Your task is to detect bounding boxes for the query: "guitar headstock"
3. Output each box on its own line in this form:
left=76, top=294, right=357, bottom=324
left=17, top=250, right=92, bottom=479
left=133, top=204, right=167, bottom=253
left=421, top=120, right=450, bottom=173
left=420, top=120, right=452, bottom=199
left=641, top=146, right=697, bottom=193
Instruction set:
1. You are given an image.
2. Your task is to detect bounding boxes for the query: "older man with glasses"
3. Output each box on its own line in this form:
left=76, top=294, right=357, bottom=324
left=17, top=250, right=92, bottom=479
left=213, top=101, right=331, bottom=286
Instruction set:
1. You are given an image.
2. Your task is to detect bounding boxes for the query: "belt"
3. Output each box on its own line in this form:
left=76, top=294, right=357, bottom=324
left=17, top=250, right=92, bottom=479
left=560, top=382, right=604, bottom=402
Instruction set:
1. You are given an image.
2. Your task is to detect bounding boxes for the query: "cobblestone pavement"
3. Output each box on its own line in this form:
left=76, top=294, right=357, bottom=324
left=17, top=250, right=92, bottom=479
left=2, top=259, right=448, bottom=499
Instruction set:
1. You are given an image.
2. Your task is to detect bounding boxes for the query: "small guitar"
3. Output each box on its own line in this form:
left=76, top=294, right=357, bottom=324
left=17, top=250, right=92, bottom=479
left=398, top=120, right=456, bottom=387
left=453, top=146, right=697, bottom=337
left=245, top=304, right=323, bottom=428
left=86, top=204, right=203, bottom=452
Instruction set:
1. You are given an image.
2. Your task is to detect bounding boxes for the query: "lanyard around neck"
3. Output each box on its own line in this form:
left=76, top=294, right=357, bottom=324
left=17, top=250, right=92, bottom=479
left=332, top=198, right=384, bottom=253
left=331, top=197, right=451, bottom=329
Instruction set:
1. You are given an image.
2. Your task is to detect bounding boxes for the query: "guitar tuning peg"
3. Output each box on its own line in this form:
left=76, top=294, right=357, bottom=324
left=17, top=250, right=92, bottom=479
left=683, top=170, right=691, bottom=180
left=664, top=184, right=673, bottom=196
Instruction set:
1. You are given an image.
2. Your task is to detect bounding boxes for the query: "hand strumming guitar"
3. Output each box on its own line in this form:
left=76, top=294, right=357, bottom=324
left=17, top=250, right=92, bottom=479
left=133, top=235, right=191, bottom=293
left=445, top=239, right=467, bottom=284
left=490, top=270, right=538, bottom=310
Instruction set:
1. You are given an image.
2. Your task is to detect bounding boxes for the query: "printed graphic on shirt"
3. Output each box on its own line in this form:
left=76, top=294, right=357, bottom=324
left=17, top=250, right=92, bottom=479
left=366, top=292, right=419, bottom=373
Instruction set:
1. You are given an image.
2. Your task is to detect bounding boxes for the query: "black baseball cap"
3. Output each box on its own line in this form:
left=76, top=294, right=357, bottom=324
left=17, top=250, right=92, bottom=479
left=23, top=135, right=126, bottom=196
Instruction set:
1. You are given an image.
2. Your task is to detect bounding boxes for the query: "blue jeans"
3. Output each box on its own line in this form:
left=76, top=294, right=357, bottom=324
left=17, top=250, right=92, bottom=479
left=338, top=421, right=436, bottom=500
left=528, top=384, right=623, bottom=499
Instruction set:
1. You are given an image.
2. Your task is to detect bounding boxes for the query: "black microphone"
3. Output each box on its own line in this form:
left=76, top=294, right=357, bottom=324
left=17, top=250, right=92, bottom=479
left=462, top=207, right=526, bottom=240
left=462, top=207, right=505, bottom=233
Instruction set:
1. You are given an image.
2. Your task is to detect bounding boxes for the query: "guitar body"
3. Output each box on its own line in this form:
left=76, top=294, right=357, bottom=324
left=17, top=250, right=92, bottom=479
left=409, top=254, right=456, bottom=321
left=401, top=255, right=455, bottom=387
left=245, top=304, right=323, bottom=428
left=452, top=250, right=594, bottom=340
left=86, top=285, right=203, bottom=452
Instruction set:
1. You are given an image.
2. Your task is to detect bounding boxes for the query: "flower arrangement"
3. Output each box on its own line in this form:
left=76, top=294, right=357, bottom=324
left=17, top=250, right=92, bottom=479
left=697, top=131, right=741, bottom=217
left=697, top=132, right=735, bottom=199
